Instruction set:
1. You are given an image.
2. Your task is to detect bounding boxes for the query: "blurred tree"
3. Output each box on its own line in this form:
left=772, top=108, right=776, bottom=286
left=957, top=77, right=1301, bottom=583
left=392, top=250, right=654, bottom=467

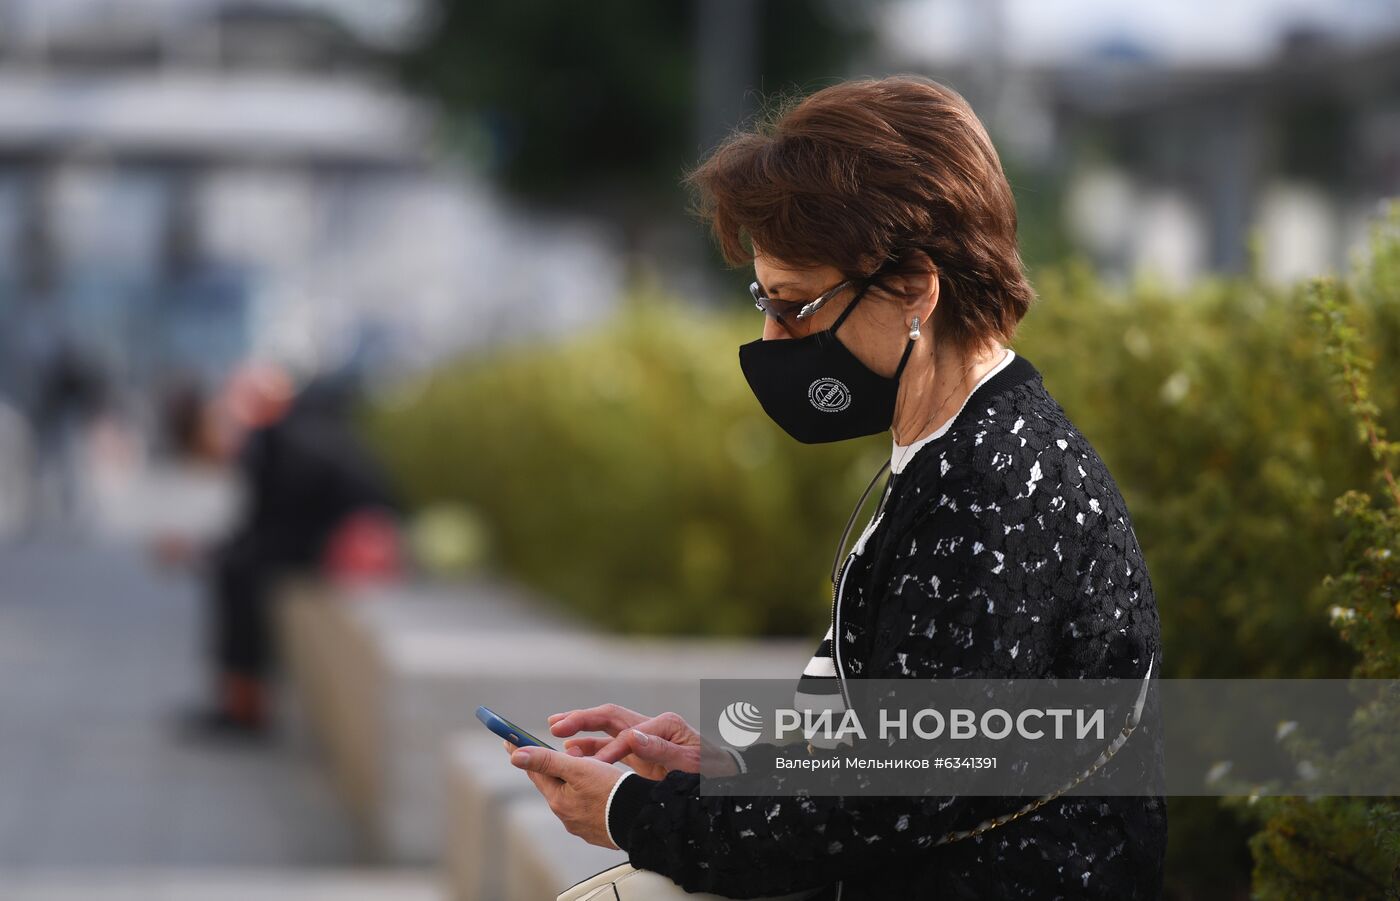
left=1000, top=152, right=1074, bottom=276
left=1231, top=207, right=1400, bottom=900
left=396, top=0, right=883, bottom=223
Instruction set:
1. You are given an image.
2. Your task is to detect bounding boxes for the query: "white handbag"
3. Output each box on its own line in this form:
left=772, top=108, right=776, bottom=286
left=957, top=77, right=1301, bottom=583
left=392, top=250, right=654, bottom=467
left=557, top=861, right=822, bottom=901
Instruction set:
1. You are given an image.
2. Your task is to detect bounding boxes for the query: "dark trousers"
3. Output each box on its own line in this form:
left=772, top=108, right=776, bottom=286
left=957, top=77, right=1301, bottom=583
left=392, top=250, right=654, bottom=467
left=209, top=542, right=280, bottom=680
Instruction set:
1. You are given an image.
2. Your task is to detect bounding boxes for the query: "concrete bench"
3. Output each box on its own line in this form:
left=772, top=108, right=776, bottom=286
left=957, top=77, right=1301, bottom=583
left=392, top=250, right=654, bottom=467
left=444, top=735, right=536, bottom=901
left=444, top=733, right=634, bottom=901
left=278, top=578, right=812, bottom=866
left=502, top=799, right=626, bottom=901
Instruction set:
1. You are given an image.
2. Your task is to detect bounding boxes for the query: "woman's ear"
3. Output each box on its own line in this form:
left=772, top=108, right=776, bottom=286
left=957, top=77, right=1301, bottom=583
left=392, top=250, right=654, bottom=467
left=876, top=252, right=939, bottom=319
left=908, top=267, right=939, bottom=318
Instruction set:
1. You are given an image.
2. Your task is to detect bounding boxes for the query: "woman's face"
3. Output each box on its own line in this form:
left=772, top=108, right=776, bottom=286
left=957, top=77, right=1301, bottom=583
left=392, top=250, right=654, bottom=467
left=752, top=254, right=915, bottom=379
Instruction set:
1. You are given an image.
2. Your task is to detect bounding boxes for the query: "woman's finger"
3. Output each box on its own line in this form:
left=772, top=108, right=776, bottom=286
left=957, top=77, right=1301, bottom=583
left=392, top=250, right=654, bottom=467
left=592, top=716, right=679, bottom=764
left=548, top=704, right=647, bottom=738
left=630, top=712, right=695, bottom=743
left=563, top=736, right=612, bottom=757
left=519, top=765, right=563, bottom=803
left=550, top=704, right=647, bottom=733
left=594, top=728, right=695, bottom=773
left=565, top=738, right=665, bottom=777
left=590, top=734, right=631, bottom=764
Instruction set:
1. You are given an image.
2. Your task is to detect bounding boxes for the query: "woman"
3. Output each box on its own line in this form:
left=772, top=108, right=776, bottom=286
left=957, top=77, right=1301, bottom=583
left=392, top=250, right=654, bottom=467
left=506, top=75, right=1167, bottom=899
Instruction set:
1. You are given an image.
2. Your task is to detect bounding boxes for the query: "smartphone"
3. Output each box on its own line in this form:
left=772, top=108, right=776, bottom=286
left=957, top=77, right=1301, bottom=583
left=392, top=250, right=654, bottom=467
left=475, top=705, right=557, bottom=751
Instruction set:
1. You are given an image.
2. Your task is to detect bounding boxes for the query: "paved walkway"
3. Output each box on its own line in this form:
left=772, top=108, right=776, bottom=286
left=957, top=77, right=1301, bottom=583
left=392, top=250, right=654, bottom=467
left=0, top=536, right=356, bottom=868
left=0, top=869, right=440, bottom=900
left=0, top=534, right=436, bottom=896
left=0, top=418, right=450, bottom=898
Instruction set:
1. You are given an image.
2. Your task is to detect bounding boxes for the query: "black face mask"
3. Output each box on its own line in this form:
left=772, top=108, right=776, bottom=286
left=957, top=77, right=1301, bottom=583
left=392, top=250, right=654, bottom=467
left=738, top=284, right=916, bottom=444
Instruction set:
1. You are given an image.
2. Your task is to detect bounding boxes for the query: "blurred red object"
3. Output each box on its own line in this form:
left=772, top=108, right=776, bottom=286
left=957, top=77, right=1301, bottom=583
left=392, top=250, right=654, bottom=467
left=321, top=509, right=403, bottom=585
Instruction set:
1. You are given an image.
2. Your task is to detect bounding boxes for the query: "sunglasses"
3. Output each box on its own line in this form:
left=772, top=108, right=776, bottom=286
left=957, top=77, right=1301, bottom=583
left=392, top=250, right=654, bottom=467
left=748, top=278, right=861, bottom=327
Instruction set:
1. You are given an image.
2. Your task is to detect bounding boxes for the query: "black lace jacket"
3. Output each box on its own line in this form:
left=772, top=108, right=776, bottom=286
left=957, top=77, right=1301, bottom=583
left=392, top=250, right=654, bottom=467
left=607, top=352, right=1167, bottom=900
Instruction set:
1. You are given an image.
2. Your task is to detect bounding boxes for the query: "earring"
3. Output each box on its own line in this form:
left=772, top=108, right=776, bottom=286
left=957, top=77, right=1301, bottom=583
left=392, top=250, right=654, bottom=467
left=908, top=316, right=921, bottom=340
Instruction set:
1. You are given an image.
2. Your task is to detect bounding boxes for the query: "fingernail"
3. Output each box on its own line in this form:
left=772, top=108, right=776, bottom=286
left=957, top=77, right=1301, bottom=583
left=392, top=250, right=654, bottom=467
left=511, top=750, right=531, bottom=766
left=631, top=729, right=650, bottom=747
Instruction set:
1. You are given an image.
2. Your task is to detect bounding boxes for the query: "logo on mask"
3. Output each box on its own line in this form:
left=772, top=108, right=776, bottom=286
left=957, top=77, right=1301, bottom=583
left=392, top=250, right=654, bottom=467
left=808, top=377, right=852, bottom=413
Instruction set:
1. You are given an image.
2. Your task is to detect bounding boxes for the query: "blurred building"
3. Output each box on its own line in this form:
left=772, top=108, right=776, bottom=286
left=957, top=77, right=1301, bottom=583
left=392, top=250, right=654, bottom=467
left=882, top=0, right=1400, bottom=288
left=1053, top=29, right=1400, bottom=287
left=0, top=0, right=623, bottom=409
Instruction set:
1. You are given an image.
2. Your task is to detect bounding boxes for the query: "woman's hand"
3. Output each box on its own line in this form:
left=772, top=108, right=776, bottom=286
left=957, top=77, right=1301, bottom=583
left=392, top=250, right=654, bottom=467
left=504, top=740, right=625, bottom=850
left=548, top=704, right=740, bottom=779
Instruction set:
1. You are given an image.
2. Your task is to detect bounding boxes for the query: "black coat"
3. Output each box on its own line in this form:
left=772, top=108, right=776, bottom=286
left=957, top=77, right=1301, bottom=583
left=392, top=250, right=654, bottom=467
left=607, top=352, right=1167, bottom=899
left=221, top=386, right=398, bottom=570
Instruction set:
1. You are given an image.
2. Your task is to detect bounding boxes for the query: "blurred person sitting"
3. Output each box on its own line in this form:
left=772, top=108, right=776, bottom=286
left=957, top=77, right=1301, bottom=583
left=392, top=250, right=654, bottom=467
left=158, top=363, right=402, bottom=738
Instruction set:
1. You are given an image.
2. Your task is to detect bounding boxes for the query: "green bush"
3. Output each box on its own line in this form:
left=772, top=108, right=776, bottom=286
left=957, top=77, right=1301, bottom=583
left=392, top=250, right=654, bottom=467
left=365, top=291, right=890, bottom=636
left=1016, top=259, right=1385, bottom=679
left=366, top=229, right=1398, bottom=680
left=1230, top=213, right=1400, bottom=900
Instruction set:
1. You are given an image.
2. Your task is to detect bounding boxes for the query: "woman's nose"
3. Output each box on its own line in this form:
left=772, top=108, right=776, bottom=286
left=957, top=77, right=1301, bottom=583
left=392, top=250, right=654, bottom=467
left=762, top=316, right=794, bottom=341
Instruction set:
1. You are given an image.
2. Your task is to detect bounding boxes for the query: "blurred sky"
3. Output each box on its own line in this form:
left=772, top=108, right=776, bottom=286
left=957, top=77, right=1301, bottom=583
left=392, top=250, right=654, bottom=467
left=885, top=0, right=1400, bottom=65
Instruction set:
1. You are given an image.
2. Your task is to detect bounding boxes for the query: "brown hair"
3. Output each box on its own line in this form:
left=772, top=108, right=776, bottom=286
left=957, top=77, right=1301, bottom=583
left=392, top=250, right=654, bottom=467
left=684, top=75, right=1035, bottom=355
